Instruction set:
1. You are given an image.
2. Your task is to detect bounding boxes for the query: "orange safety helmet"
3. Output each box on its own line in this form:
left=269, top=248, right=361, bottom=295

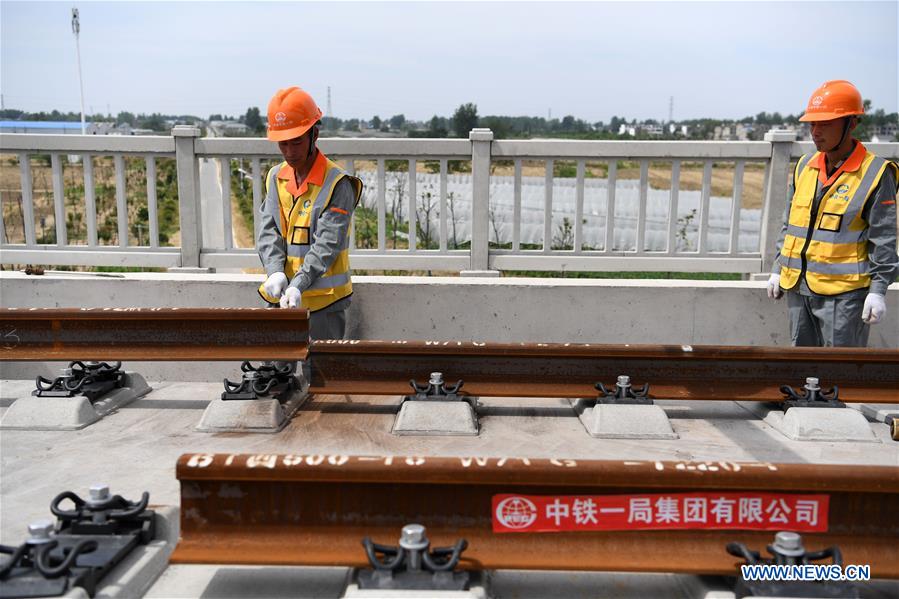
left=799, top=80, right=864, bottom=122
left=267, top=86, right=323, bottom=142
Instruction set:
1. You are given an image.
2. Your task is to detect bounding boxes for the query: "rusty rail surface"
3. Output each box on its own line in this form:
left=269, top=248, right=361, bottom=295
left=0, top=308, right=309, bottom=361
left=309, top=340, right=899, bottom=403
left=172, top=453, right=899, bottom=576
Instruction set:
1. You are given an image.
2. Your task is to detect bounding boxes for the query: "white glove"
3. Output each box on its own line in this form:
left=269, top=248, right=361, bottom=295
left=263, top=272, right=288, bottom=300
left=861, top=292, right=886, bottom=324
left=279, top=286, right=301, bottom=309
left=766, top=273, right=783, bottom=300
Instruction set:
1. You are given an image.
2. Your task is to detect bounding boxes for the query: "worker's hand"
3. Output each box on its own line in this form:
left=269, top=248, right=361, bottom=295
left=766, top=273, right=783, bottom=300
left=263, top=272, right=288, bottom=300
left=862, top=292, right=886, bottom=324
left=279, top=286, right=302, bottom=309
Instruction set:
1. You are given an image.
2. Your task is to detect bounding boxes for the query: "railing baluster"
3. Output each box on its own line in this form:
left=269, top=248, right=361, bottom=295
left=346, top=159, right=356, bottom=250
left=0, top=183, right=5, bottom=244
left=512, top=159, right=522, bottom=252
left=51, top=153, right=66, bottom=246
left=697, top=160, right=713, bottom=254
left=146, top=156, right=158, bottom=248
left=408, top=159, right=416, bottom=252
left=220, top=156, right=233, bottom=250
left=114, top=153, right=127, bottom=247
left=439, top=159, right=448, bottom=252
left=377, top=158, right=386, bottom=251
left=606, top=160, right=617, bottom=251
left=574, top=160, right=585, bottom=253
left=84, top=155, right=97, bottom=246
left=543, top=159, right=553, bottom=252
left=18, top=153, right=36, bottom=246
left=667, top=160, right=681, bottom=254
left=730, top=160, right=745, bottom=255
left=251, top=158, right=262, bottom=246
left=636, top=159, right=649, bottom=253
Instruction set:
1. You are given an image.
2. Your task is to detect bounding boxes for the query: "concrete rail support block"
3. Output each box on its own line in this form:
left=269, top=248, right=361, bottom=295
left=392, top=400, right=479, bottom=436
left=92, top=506, right=179, bottom=599
left=195, top=375, right=310, bottom=433
left=764, top=407, right=879, bottom=443
left=572, top=399, right=678, bottom=439
left=343, top=569, right=489, bottom=598
left=0, top=372, right=151, bottom=431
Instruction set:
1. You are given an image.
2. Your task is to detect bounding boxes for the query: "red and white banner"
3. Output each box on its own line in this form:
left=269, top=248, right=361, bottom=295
left=492, top=492, right=829, bottom=533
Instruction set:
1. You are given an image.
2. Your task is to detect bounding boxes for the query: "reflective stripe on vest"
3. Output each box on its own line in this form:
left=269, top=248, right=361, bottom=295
left=779, top=149, right=889, bottom=295
left=257, top=158, right=362, bottom=311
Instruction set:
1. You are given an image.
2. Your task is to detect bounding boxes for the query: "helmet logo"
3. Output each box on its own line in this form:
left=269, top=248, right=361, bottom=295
left=811, top=96, right=824, bottom=107
left=274, top=112, right=287, bottom=124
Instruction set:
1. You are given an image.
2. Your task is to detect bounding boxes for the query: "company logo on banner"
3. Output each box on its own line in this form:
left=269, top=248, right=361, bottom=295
left=492, top=492, right=829, bottom=533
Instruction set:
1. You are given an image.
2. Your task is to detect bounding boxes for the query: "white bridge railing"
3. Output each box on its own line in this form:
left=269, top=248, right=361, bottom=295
left=2, top=128, right=896, bottom=274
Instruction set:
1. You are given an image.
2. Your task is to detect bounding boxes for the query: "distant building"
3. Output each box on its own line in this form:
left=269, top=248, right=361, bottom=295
left=0, top=120, right=138, bottom=135
left=209, top=120, right=250, bottom=136
left=1, top=120, right=91, bottom=134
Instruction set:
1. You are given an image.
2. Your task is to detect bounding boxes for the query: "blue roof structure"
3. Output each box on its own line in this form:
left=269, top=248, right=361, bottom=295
left=0, top=120, right=90, bottom=129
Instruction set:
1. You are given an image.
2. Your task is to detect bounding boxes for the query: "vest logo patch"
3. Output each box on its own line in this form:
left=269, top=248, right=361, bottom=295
left=303, top=199, right=312, bottom=210
left=832, top=183, right=851, bottom=201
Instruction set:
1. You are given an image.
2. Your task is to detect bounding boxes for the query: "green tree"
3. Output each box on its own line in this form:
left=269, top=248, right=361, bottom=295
left=428, top=115, right=448, bottom=137
left=389, top=114, right=406, bottom=130
left=116, top=111, right=135, bottom=126
left=244, top=107, right=264, bottom=133
left=371, top=115, right=382, bottom=130
left=452, top=103, right=478, bottom=138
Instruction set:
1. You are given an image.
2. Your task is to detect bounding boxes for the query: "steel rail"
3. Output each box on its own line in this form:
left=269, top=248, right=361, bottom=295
left=308, top=340, right=899, bottom=403
left=0, top=308, right=309, bottom=361
left=172, top=453, right=899, bottom=576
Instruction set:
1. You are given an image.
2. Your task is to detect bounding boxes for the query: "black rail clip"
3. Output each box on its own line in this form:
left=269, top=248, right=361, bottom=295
left=33, top=361, right=124, bottom=401
left=358, top=524, right=470, bottom=591
left=0, top=485, right=155, bottom=598
left=780, top=377, right=844, bottom=410
left=222, top=361, right=299, bottom=401
left=595, top=375, right=653, bottom=405
left=727, top=531, right=857, bottom=598
left=404, top=372, right=476, bottom=409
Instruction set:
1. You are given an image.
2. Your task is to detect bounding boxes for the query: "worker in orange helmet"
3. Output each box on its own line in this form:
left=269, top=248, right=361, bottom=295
left=256, top=86, right=362, bottom=340
left=767, top=80, right=898, bottom=346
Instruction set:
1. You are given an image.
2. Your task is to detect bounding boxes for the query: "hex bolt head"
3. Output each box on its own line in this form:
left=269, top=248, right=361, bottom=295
left=773, top=531, right=805, bottom=556
left=27, top=519, right=54, bottom=543
left=805, top=377, right=820, bottom=390
left=399, top=523, right=429, bottom=551
left=89, top=484, right=110, bottom=502
left=429, top=372, right=444, bottom=386
left=617, top=375, right=631, bottom=387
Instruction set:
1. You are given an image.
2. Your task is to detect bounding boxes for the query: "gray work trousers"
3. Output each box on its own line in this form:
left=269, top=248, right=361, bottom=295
left=261, top=301, right=347, bottom=374
left=786, top=291, right=869, bottom=347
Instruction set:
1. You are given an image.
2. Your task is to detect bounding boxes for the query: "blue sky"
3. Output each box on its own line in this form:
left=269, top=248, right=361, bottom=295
left=1, top=1, right=897, bottom=122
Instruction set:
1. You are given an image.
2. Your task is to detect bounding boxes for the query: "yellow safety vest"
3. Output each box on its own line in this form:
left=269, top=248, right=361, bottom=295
left=779, top=149, right=896, bottom=295
left=257, top=158, right=362, bottom=311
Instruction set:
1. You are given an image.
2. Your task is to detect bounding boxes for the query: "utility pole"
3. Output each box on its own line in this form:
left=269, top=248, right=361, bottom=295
left=72, top=7, right=86, bottom=134
left=326, top=86, right=333, bottom=118
left=668, top=96, right=674, bottom=124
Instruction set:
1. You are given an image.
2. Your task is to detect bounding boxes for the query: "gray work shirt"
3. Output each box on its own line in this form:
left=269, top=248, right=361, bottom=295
left=772, top=155, right=898, bottom=297
left=256, top=161, right=357, bottom=313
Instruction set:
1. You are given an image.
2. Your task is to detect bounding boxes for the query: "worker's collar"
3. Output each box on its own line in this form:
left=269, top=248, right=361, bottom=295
left=278, top=151, right=327, bottom=197
left=810, top=141, right=866, bottom=187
